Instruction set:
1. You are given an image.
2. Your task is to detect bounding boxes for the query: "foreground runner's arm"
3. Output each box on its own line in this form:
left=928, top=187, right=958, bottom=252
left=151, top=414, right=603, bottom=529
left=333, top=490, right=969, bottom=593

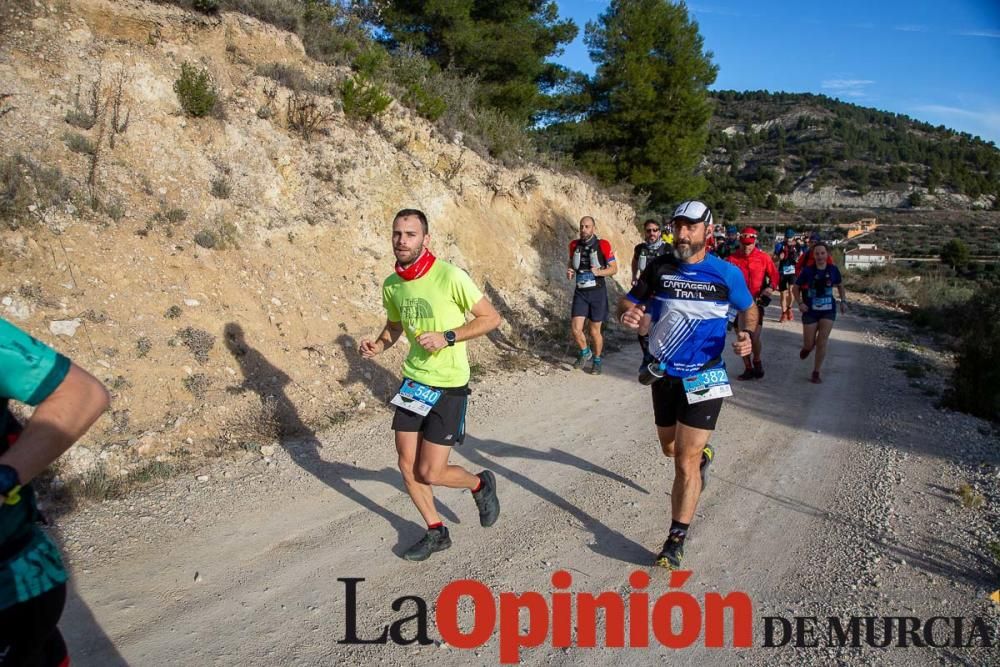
left=733, top=305, right=758, bottom=357
left=1, top=363, right=109, bottom=495
left=414, top=297, right=501, bottom=353
left=359, top=319, right=405, bottom=358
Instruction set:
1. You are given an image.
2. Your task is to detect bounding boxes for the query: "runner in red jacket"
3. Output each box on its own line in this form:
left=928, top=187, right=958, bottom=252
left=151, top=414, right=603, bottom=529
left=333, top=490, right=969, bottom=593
left=727, top=227, right=779, bottom=380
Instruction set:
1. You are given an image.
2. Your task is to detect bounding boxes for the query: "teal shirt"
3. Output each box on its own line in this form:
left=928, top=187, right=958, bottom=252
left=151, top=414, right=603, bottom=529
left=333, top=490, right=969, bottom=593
left=0, top=318, right=71, bottom=610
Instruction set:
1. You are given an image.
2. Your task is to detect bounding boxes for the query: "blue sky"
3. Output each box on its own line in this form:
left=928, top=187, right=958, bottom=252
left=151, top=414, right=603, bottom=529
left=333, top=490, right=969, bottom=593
left=552, top=1, right=1000, bottom=145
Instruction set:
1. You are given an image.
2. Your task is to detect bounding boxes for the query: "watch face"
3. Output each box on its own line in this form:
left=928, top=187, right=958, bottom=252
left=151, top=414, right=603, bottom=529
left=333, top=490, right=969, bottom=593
left=445, top=331, right=456, bottom=344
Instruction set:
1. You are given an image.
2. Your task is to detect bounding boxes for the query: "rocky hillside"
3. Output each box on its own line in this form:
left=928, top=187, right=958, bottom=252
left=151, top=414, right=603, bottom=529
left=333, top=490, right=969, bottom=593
left=0, top=0, right=636, bottom=480
left=706, top=90, right=1000, bottom=213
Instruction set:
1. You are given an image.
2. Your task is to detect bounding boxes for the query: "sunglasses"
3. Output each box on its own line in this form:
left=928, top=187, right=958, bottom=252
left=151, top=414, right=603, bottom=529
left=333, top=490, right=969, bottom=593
left=740, top=234, right=757, bottom=240
left=645, top=228, right=661, bottom=233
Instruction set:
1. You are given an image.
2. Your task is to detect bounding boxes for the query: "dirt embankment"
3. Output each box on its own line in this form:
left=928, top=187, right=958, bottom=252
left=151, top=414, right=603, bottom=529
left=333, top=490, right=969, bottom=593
left=0, top=0, right=637, bottom=480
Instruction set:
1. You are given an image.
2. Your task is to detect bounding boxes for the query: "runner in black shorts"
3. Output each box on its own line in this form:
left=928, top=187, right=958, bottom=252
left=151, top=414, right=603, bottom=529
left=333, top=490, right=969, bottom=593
left=618, top=200, right=758, bottom=571
left=567, top=216, right=617, bottom=375
left=361, top=209, right=502, bottom=561
left=391, top=386, right=470, bottom=445
left=792, top=242, right=847, bottom=384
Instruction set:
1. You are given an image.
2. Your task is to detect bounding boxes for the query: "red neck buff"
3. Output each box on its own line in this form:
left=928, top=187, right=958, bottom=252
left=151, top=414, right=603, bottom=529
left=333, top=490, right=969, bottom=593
left=395, top=248, right=436, bottom=281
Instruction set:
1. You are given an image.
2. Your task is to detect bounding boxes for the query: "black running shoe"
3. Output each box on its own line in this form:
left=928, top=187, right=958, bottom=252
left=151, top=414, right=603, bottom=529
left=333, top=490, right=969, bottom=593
left=654, top=531, right=686, bottom=570
left=472, top=471, right=500, bottom=527
left=752, top=360, right=764, bottom=379
left=402, top=526, right=451, bottom=561
left=700, top=444, right=714, bottom=491
left=589, top=357, right=603, bottom=375
left=737, top=367, right=756, bottom=381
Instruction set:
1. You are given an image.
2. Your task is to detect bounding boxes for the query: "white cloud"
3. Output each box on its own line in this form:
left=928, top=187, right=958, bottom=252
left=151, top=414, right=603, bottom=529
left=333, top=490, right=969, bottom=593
left=822, top=79, right=875, bottom=98
left=954, top=29, right=1000, bottom=38
left=893, top=24, right=929, bottom=32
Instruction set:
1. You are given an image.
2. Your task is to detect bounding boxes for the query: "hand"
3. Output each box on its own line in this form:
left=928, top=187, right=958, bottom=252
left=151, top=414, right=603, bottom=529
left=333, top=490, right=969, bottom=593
left=567, top=268, right=575, bottom=280
left=732, top=330, right=752, bottom=357
left=763, top=287, right=773, bottom=298
left=840, top=301, right=848, bottom=314
left=619, top=304, right=645, bottom=330
left=798, top=302, right=809, bottom=313
left=417, top=331, right=448, bottom=353
left=359, top=338, right=383, bottom=358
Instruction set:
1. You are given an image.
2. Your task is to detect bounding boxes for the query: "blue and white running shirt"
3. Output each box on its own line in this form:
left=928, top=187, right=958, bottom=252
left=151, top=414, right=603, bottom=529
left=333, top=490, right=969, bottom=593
left=626, top=253, right=753, bottom=377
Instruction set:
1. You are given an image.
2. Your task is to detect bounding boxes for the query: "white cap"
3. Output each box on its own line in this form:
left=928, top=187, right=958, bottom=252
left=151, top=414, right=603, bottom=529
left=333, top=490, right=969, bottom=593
left=671, top=200, right=713, bottom=226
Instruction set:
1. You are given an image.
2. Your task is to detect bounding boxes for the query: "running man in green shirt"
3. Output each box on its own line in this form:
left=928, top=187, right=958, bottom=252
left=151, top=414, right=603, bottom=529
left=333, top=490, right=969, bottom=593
left=0, top=318, right=109, bottom=665
left=360, top=209, right=502, bottom=561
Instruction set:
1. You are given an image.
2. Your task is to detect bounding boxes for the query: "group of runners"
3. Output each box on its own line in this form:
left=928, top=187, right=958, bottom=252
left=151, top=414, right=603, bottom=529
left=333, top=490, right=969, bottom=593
left=1, top=203, right=849, bottom=662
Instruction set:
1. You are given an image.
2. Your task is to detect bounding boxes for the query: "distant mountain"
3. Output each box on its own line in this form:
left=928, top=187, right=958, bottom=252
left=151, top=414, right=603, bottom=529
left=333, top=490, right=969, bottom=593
left=704, top=90, right=1000, bottom=215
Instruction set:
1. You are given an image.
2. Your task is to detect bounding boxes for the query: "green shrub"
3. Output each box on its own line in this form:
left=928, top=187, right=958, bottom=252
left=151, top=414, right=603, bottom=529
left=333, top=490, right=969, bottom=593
left=194, top=229, right=218, bottom=248
left=945, top=292, right=1000, bottom=421
left=64, top=109, right=96, bottom=130
left=340, top=76, right=391, bottom=121
left=193, top=0, right=220, bottom=13
left=210, top=176, right=231, bottom=199
left=63, top=131, right=96, bottom=155
left=173, top=62, right=218, bottom=117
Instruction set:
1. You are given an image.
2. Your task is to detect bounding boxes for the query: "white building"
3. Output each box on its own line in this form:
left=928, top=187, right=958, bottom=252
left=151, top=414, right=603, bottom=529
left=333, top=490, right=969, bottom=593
left=844, top=245, right=892, bottom=270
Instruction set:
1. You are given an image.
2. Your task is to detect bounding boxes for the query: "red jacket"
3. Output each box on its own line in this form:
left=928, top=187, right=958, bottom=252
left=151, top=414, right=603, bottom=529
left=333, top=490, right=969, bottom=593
left=728, top=247, right=779, bottom=298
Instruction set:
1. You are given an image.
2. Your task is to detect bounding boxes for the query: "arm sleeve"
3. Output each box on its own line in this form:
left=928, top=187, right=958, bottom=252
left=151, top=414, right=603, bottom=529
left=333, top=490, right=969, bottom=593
left=450, top=267, right=485, bottom=313
left=724, top=265, right=755, bottom=311
left=0, top=319, right=71, bottom=406
left=381, top=281, right=401, bottom=323
left=625, top=263, right=656, bottom=304
left=567, top=240, right=577, bottom=266
left=599, top=239, right=616, bottom=262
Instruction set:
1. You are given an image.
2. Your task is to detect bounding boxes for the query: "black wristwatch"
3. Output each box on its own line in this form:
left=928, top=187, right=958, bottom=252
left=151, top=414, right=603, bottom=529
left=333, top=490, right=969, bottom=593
left=0, top=464, right=21, bottom=499
left=444, top=330, right=457, bottom=346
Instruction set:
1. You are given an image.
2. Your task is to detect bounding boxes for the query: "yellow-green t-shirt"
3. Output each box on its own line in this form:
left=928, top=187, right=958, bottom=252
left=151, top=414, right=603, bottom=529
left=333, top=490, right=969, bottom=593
left=382, top=260, right=484, bottom=388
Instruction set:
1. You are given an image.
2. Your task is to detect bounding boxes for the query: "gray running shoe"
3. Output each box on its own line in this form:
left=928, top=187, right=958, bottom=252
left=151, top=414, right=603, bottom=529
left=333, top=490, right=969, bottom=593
left=472, top=471, right=500, bottom=527
left=402, top=526, right=451, bottom=561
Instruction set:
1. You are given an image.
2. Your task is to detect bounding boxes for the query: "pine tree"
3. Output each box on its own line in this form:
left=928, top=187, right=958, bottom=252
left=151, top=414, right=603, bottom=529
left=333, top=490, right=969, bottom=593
left=574, top=0, right=717, bottom=206
left=374, top=0, right=576, bottom=123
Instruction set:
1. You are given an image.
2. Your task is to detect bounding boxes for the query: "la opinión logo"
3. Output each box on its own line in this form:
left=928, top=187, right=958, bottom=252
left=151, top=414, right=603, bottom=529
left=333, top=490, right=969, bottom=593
left=338, top=570, right=753, bottom=663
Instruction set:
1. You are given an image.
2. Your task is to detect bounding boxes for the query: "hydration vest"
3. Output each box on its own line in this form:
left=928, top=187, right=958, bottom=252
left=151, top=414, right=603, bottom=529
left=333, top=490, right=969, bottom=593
left=572, top=238, right=609, bottom=290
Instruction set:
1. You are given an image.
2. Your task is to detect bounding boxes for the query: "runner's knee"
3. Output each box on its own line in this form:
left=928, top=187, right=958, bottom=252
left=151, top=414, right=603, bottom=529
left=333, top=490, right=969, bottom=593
left=416, top=461, right=442, bottom=484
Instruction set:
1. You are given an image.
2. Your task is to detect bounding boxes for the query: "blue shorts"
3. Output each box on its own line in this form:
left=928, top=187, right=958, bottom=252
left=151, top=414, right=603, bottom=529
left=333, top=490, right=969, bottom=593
left=571, top=288, right=609, bottom=323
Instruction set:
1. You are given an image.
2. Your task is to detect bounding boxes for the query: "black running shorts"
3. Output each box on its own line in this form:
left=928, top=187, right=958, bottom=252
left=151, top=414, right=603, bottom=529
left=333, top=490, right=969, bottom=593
left=0, top=583, right=68, bottom=667
left=571, top=288, right=609, bottom=322
left=392, top=385, right=470, bottom=446
left=779, top=274, right=796, bottom=291
left=801, top=309, right=836, bottom=325
left=651, top=376, right=724, bottom=430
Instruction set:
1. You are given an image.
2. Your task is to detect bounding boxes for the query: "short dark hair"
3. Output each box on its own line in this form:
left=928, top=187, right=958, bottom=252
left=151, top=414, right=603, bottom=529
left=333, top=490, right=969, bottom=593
left=394, top=208, right=428, bottom=233
left=643, top=218, right=660, bottom=230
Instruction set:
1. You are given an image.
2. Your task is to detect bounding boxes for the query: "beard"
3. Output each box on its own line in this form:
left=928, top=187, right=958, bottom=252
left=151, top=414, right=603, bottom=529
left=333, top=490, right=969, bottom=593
left=394, top=247, right=421, bottom=265
left=673, top=239, right=704, bottom=260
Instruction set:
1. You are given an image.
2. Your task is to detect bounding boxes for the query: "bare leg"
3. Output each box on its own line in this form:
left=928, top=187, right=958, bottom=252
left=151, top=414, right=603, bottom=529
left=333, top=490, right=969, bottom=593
left=571, top=316, right=588, bottom=351
left=588, top=319, right=604, bottom=358
left=396, top=431, right=439, bottom=525
left=415, top=440, right=480, bottom=490
left=657, top=423, right=712, bottom=523
left=813, top=319, right=835, bottom=374
left=802, top=321, right=819, bottom=353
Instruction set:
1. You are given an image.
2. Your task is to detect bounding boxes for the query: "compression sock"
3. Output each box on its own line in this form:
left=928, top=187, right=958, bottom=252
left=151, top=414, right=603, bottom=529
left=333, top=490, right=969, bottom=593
left=669, top=519, right=690, bottom=539
left=638, top=334, right=650, bottom=356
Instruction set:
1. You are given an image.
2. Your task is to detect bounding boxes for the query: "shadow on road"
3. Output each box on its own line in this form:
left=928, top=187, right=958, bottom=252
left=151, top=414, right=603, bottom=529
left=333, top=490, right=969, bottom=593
left=461, top=436, right=656, bottom=566
left=223, top=322, right=458, bottom=555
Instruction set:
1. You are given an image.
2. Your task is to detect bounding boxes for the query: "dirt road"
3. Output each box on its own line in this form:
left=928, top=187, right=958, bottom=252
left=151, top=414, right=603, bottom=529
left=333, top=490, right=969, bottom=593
left=57, top=306, right=999, bottom=665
